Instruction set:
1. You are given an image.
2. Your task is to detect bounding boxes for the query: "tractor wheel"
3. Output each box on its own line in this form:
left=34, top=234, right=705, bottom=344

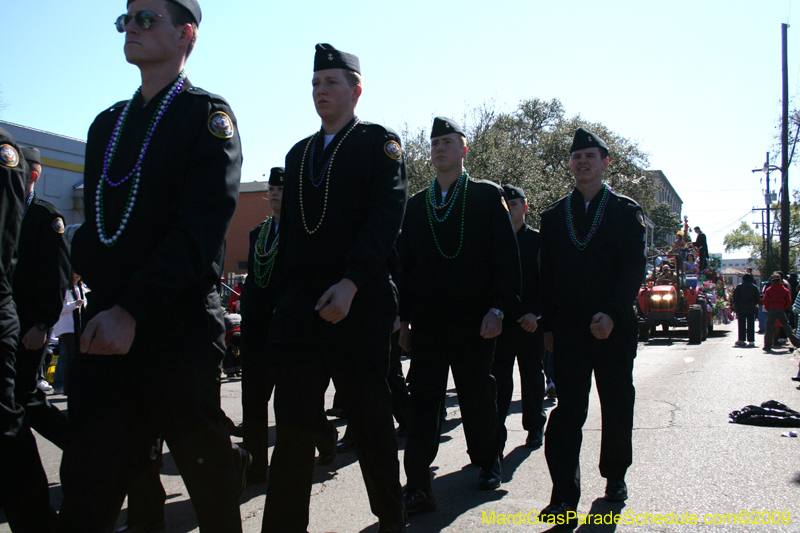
left=688, top=304, right=704, bottom=344
left=697, top=297, right=708, bottom=341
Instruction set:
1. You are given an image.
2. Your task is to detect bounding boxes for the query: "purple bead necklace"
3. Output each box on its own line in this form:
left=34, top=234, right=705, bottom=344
left=96, top=70, right=186, bottom=246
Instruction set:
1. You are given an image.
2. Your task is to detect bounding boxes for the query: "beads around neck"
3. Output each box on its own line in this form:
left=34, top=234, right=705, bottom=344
left=96, top=70, right=186, bottom=247
left=565, top=184, right=610, bottom=251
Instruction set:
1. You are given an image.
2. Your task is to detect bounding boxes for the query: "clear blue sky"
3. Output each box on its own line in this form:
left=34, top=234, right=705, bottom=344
left=3, top=0, right=799, bottom=258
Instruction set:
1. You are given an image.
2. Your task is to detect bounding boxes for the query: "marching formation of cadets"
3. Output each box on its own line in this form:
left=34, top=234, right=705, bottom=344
left=0, top=0, right=648, bottom=531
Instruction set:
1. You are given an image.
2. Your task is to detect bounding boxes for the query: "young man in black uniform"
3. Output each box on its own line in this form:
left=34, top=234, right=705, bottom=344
left=492, top=184, right=546, bottom=454
left=0, top=128, right=58, bottom=532
left=239, top=167, right=283, bottom=483
left=59, top=1, right=246, bottom=531
left=262, top=44, right=407, bottom=533
left=538, top=128, right=646, bottom=525
left=12, top=146, right=71, bottom=451
left=397, top=117, right=520, bottom=513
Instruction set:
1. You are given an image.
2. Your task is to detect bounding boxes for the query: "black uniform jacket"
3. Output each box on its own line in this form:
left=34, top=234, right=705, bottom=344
left=515, top=223, right=541, bottom=320
left=539, top=186, right=646, bottom=333
left=397, top=177, right=521, bottom=331
left=240, top=219, right=280, bottom=322
left=0, top=128, right=27, bottom=305
left=12, top=194, right=70, bottom=327
left=71, top=79, right=242, bottom=363
left=268, top=118, right=407, bottom=349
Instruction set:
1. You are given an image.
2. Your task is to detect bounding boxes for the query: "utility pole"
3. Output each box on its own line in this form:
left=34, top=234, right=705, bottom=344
left=781, top=23, right=790, bottom=274
left=754, top=153, right=779, bottom=270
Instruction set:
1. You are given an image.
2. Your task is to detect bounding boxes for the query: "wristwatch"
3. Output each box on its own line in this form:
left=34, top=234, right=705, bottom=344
left=489, top=308, right=505, bottom=320
left=34, top=322, right=48, bottom=331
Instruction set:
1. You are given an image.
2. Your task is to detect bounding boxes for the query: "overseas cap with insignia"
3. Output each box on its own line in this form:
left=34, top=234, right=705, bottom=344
left=21, top=147, right=40, bottom=166
left=431, top=116, right=465, bottom=139
left=570, top=127, right=608, bottom=154
left=127, top=0, right=201, bottom=24
left=268, top=167, right=285, bottom=186
left=502, top=184, right=526, bottom=201
left=314, top=43, right=360, bottom=74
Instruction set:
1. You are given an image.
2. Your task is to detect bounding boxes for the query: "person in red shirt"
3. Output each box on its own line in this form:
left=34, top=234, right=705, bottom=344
left=762, top=273, right=800, bottom=352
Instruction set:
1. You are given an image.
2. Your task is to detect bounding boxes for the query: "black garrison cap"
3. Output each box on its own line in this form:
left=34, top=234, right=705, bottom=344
left=128, top=0, right=201, bottom=24
left=502, top=184, right=526, bottom=201
left=268, top=167, right=285, bottom=186
left=314, top=44, right=360, bottom=74
left=570, top=127, right=608, bottom=154
left=430, top=116, right=465, bottom=139
left=21, top=147, right=40, bottom=166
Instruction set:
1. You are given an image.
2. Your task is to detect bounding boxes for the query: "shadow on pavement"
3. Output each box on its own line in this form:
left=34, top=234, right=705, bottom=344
left=402, top=464, right=508, bottom=532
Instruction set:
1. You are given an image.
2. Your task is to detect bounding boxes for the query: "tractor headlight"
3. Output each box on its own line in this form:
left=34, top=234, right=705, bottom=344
left=662, top=294, right=674, bottom=301
left=651, top=295, right=662, bottom=301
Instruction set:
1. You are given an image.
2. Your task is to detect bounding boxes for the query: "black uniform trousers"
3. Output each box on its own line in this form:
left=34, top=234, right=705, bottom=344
left=13, top=318, right=70, bottom=450
left=388, top=331, right=409, bottom=431
left=544, top=317, right=637, bottom=508
left=240, top=314, right=274, bottom=477
left=263, top=341, right=403, bottom=532
left=404, top=326, right=499, bottom=491
left=492, top=325, right=546, bottom=455
left=57, top=354, right=242, bottom=533
left=0, top=300, right=56, bottom=532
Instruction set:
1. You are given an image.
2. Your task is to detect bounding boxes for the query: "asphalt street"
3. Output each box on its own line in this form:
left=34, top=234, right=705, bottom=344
left=4, top=321, right=800, bottom=532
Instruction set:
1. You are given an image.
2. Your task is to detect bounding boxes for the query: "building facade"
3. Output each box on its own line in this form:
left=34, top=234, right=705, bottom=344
left=647, top=169, right=682, bottom=216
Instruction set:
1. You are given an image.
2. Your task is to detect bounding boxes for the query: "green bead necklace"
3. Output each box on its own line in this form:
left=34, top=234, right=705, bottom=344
left=297, top=118, right=360, bottom=234
left=426, top=173, right=469, bottom=259
left=253, top=216, right=279, bottom=288
left=565, top=184, right=610, bottom=251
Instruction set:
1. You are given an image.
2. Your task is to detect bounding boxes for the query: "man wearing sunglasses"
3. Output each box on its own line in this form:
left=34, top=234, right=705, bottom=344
left=58, top=1, right=245, bottom=532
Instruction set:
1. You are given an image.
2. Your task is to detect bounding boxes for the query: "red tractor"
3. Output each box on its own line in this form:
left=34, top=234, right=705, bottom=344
left=636, top=253, right=712, bottom=343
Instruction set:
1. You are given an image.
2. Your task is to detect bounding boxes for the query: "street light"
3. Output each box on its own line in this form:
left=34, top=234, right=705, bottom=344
left=752, top=152, right=780, bottom=270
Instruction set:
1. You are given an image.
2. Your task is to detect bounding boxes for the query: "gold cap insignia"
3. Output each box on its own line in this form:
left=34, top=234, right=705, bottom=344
left=384, top=140, right=403, bottom=161
left=445, top=122, right=451, bottom=128
left=0, top=144, right=19, bottom=168
left=636, top=210, right=645, bottom=227
left=328, top=53, right=334, bottom=61
left=53, top=217, right=65, bottom=234
left=587, top=135, right=593, bottom=143
left=208, top=111, right=234, bottom=139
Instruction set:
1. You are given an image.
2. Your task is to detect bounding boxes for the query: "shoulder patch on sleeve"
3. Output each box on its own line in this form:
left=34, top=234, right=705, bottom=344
left=53, top=217, right=65, bottom=234
left=384, top=140, right=402, bottom=161
left=208, top=111, right=234, bottom=139
left=636, top=209, right=646, bottom=227
left=0, top=144, right=19, bottom=168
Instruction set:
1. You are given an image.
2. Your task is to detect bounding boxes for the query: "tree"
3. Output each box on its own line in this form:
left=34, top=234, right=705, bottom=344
left=649, top=202, right=682, bottom=248
left=724, top=190, right=800, bottom=274
left=401, top=97, right=656, bottom=226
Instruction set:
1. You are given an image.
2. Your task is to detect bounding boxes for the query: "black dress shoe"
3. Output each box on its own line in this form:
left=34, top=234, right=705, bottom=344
left=604, top=478, right=628, bottom=502
left=403, top=488, right=436, bottom=515
left=317, top=443, right=337, bottom=466
left=114, top=522, right=166, bottom=533
left=336, top=437, right=355, bottom=453
left=525, top=429, right=543, bottom=449
left=538, top=502, right=577, bottom=528
left=377, top=522, right=407, bottom=532
left=234, top=445, right=252, bottom=497
left=477, top=457, right=502, bottom=490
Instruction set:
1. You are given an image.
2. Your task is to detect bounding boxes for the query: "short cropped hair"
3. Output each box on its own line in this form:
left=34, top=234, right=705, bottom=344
left=165, top=2, right=198, bottom=57
left=344, top=70, right=363, bottom=88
